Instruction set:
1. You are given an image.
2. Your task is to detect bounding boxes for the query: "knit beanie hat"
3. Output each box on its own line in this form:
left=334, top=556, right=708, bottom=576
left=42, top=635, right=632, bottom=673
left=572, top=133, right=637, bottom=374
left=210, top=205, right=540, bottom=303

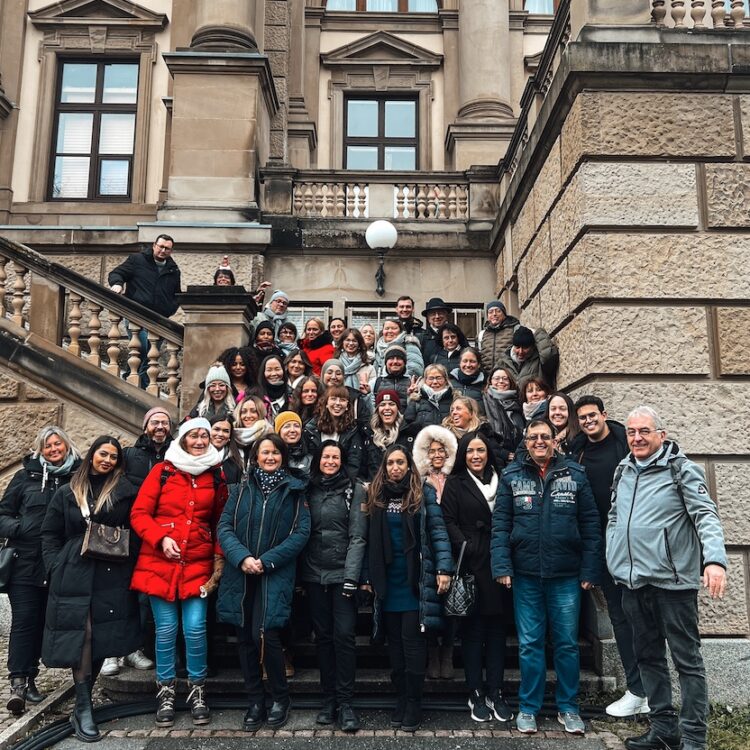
left=205, top=365, right=231, bottom=388
left=274, top=411, right=302, bottom=434
left=178, top=417, right=211, bottom=440
left=254, top=320, right=275, bottom=339
left=321, top=358, right=344, bottom=381
left=486, top=300, right=507, bottom=314
left=143, top=407, right=171, bottom=430
left=512, top=326, right=535, bottom=348
left=270, top=290, right=289, bottom=302
left=376, top=389, right=401, bottom=409
left=384, top=344, right=407, bottom=362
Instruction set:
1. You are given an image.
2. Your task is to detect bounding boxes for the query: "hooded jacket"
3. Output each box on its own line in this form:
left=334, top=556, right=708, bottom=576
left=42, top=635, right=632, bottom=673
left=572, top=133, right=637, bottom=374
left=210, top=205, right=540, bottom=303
left=299, top=331, right=335, bottom=377
left=412, top=424, right=457, bottom=480
left=478, top=314, right=520, bottom=374
left=606, top=440, right=727, bottom=591
left=107, top=248, right=181, bottom=318
left=373, top=332, right=424, bottom=379
left=494, top=327, right=559, bottom=387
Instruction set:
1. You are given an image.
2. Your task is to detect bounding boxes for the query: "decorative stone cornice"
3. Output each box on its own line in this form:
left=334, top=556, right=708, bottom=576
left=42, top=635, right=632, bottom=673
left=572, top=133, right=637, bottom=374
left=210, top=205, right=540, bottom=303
left=322, top=30, right=443, bottom=70
left=28, top=0, right=168, bottom=30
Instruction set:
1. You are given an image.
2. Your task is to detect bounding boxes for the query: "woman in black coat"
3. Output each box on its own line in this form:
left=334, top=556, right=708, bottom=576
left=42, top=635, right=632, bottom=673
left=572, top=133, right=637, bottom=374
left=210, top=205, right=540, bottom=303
left=0, top=426, right=81, bottom=715
left=41, top=435, right=141, bottom=742
left=440, top=432, right=513, bottom=725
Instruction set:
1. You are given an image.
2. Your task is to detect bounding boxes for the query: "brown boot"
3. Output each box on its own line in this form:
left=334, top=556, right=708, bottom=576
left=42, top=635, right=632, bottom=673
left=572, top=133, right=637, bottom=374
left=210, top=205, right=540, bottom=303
left=426, top=647, right=440, bottom=680
left=439, top=645, right=454, bottom=680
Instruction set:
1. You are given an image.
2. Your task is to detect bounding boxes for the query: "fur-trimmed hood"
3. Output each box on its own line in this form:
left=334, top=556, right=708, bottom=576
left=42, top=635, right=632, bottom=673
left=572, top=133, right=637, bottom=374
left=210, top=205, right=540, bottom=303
left=413, top=425, right=458, bottom=478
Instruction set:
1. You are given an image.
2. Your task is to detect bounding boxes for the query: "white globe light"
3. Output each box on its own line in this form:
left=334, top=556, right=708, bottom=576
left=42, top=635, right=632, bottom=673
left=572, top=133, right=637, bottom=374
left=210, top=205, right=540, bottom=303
left=365, top=220, right=398, bottom=250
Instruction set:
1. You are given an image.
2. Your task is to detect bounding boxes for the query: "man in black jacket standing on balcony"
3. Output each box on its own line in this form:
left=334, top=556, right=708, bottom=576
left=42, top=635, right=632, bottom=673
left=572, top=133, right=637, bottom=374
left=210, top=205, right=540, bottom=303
left=108, top=235, right=181, bottom=387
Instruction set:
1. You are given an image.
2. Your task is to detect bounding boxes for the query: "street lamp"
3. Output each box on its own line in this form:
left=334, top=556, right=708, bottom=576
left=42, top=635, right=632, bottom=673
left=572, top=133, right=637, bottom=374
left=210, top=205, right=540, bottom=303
left=365, top=219, right=398, bottom=297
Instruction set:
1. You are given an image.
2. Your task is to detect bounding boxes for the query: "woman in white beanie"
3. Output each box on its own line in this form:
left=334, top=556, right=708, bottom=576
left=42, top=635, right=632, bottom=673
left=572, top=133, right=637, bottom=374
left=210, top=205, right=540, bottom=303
left=190, top=365, right=236, bottom=419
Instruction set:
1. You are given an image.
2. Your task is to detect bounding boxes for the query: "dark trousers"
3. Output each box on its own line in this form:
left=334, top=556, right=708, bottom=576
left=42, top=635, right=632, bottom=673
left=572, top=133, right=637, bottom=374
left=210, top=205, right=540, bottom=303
left=622, top=586, right=708, bottom=747
left=601, top=573, right=644, bottom=696
left=427, top=616, right=457, bottom=647
left=236, top=581, right=287, bottom=704
left=7, top=583, right=47, bottom=679
left=305, top=582, right=357, bottom=705
left=461, top=609, right=507, bottom=694
left=383, top=610, right=425, bottom=676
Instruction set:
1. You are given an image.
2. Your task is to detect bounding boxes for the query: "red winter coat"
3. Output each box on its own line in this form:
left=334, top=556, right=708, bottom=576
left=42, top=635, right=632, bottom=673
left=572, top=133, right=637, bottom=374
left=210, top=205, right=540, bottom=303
left=130, top=462, right=227, bottom=601
left=299, top=332, right=335, bottom=377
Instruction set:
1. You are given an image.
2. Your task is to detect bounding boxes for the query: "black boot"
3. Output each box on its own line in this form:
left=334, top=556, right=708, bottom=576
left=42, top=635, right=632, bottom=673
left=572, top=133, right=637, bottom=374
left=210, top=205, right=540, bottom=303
left=6, top=678, right=27, bottom=715
left=401, top=672, right=424, bottom=732
left=316, top=697, right=337, bottom=725
left=70, top=680, right=100, bottom=742
left=155, top=680, right=176, bottom=727
left=624, top=727, right=681, bottom=750
left=26, top=678, right=45, bottom=704
left=187, top=680, right=210, bottom=726
left=390, top=670, right=407, bottom=728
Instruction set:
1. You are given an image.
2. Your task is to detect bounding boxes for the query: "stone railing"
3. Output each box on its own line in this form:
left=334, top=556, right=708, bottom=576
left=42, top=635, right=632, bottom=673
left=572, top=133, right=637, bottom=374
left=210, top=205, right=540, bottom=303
left=292, top=171, right=471, bottom=220
left=0, top=237, right=184, bottom=403
left=652, top=1, right=750, bottom=27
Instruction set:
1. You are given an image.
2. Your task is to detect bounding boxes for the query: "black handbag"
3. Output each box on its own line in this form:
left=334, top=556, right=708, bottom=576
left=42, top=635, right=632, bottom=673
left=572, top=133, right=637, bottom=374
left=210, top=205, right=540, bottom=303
left=79, top=501, right=130, bottom=562
left=444, top=540, right=476, bottom=617
left=0, top=539, right=18, bottom=593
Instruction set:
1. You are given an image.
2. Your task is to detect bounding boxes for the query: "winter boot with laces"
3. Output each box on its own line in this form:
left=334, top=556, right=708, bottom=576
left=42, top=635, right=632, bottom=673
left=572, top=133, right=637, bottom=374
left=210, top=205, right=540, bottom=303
left=154, top=680, right=176, bottom=727
left=187, top=680, right=210, bottom=725
left=6, top=678, right=27, bottom=715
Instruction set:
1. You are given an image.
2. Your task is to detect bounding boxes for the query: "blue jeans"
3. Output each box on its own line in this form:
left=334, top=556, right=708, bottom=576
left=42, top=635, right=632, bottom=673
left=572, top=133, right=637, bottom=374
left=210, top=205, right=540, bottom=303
left=149, top=596, right=208, bottom=683
left=513, top=574, right=581, bottom=715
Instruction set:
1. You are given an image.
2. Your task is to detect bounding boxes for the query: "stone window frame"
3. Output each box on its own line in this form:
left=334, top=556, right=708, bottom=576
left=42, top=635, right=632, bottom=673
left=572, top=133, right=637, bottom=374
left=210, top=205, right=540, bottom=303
left=27, top=1, right=166, bottom=205
left=322, top=31, right=442, bottom=170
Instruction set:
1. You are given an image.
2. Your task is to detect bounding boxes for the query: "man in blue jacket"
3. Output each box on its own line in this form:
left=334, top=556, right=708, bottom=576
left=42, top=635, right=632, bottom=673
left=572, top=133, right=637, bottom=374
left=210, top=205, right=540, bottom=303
left=607, top=406, right=727, bottom=750
left=491, top=418, right=602, bottom=736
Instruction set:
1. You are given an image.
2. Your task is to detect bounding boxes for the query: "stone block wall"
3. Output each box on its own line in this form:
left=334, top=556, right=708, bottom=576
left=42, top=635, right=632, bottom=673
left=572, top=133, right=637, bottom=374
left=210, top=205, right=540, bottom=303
left=505, top=89, right=750, bottom=638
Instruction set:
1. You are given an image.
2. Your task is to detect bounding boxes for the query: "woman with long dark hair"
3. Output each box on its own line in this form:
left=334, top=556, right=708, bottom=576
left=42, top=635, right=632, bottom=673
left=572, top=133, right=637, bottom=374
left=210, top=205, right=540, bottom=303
left=209, top=414, right=243, bottom=485
left=289, top=376, right=324, bottom=425
left=218, top=346, right=257, bottom=402
left=253, top=354, right=289, bottom=420
left=365, top=446, right=453, bottom=733
left=41, top=435, right=140, bottom=742
left=364, top=390, right=420, bottom=480
left=299, top=441, right=367, bottom=732
left=0, top=426, right=80, bottom=715
left=284, top=349, right=313, bottom=392
left=217, top=434, right=310, bottom=732
left=441, top=431, right=513, bottom=724
left=547, top=392, right=580, bottom=456
left=335, top=328, right=375, bottom=391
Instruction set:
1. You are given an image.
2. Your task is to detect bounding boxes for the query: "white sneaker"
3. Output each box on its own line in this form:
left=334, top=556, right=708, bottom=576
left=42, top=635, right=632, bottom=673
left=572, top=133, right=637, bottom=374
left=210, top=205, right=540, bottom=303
left=123, top=650, right=155, bottom=670
left=605, top=690, right=650, bottom=717
left=100, top=657, right=120, bottom=677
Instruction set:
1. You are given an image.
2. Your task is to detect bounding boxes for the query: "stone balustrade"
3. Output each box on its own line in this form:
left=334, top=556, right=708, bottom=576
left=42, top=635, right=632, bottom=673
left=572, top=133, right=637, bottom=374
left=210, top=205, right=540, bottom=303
left=652, top=0, right=750, bottom=27
left=0, top=239, right=183, bottom=404
left=292, top=173, right=470, bottom=220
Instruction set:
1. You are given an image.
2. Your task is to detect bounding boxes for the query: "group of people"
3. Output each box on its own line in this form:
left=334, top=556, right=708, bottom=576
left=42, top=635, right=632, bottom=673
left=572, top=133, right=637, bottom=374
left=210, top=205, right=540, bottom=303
left=0, top=239, right=728, bottom=750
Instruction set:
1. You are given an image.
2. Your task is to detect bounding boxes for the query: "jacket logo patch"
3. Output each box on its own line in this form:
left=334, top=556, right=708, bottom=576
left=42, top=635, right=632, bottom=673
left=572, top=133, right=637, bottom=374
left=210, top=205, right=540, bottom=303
left=550, top=478, right=577, bottom=505
left=698, top=484, right=708, bottom=495
left=514, top=496, right=534, bottom=510
left=511, top=479, right=536, bottom=495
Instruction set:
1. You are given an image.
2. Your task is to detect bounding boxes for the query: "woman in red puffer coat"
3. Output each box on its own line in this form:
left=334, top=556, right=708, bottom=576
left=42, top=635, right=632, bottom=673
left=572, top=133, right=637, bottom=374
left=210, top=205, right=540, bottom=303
left=130, top=417, right=227, bottom=729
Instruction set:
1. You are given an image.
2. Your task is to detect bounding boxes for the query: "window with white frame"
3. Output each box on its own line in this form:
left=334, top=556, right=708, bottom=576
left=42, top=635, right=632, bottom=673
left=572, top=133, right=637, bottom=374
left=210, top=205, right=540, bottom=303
left=286, top=305, right=332, bottom=332
left=346, top=305, right=399, bottom=333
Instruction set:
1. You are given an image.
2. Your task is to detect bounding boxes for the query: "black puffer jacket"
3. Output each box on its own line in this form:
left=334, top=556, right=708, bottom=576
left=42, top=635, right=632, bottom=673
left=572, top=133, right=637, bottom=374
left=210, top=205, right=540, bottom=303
left=299, top=473, right=367, bottom=586
left=303, top=420, right=364, bottom=482
left=107, top=248, right=181, bottom=318
left=123, top=434, right=173, bottom=489
left=404, top=386, right=454, bottom=429
left=0, top=455, right=81, bottom=586
left=41, top=478, right=142, bottom=667
left=449, top=370, right=486, bottom=414
left=363, top=422, right=421, bottom=481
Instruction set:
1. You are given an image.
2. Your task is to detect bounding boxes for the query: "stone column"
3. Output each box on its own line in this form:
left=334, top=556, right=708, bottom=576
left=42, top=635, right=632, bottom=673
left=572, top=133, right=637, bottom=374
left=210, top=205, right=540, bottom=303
left=446, top=0, right=516, bottom=170
left=287, top=0, right=317, bottom=168
left=191, top=0, right=258, bottom=51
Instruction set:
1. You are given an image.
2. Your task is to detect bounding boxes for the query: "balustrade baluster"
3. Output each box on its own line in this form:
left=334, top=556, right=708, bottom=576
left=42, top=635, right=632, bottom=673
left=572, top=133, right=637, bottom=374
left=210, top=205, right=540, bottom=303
left=406, top=185, right=417, bottom=219
left=436, top=185, right=447, bottom=219
left=314, top=183, right=325, bottom=216
left=395, top=185, right=406, bottom=219
left=362, top=184, right=370, bottom=218
left=146, top=331, right=160, bottom=396
left=334, top=184, right=345, bottom=216
left=730, top=0, right=746, bottom=25
left=303, top=184, right=314, bottom=216
left=11, top=262, right=28, bottom=327
left=691, top=0, right=706, bottom=26
left=417, top=186, right=427, bottom=219
left=448, top=186, right=457, bottom=219
left=67, top=293, right=83, bottom=356
left=0, top=258, right=7, bottom=317
left=126, top=326, right=142, bottom=387
left=166, top=342, right=180, bottom=405
left=712, top=0, right=728, bottom=25
left=671, top=0, right=687, bottom=25
left=106, top=313, right=122, bottom=376
left=652, top=0, right=668, bottom=25
left=346, top=184, right=355, bottom=217
left=458, top=187, right=469, bottom=219
left=293, top=185, right=303, bottom=214
left=87, top=302, right=102, bottom=367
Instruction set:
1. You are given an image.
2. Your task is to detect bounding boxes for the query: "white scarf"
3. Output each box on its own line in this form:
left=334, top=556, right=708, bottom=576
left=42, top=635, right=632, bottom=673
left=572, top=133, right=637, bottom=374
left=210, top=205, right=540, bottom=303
left=164, top=442, right=222, bottom=476
left=468, top=469, right=498, bottom=512
left=233, top=420, right=271, bottom=447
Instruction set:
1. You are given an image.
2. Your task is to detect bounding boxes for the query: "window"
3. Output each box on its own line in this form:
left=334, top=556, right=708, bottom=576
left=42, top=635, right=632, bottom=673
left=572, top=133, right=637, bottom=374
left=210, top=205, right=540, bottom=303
left=525, top=0, right=556, bottom=13
left=345, top=98, right=417, bottom=170
left=327, top=0, right=438, bottom=11
left=286, top=305, right=332, bottom=331
left=50, top=61, right=138, bottom=200
left=347, top=305, right=397, bottom=332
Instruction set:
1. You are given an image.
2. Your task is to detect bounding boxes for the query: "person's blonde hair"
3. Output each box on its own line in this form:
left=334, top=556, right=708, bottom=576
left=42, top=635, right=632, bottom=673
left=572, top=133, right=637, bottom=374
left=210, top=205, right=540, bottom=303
left=31, top=426, right=80, bottom=460
left=233, top=395, right=268, bottom=426
left=441, top=395, right=483, bottom=436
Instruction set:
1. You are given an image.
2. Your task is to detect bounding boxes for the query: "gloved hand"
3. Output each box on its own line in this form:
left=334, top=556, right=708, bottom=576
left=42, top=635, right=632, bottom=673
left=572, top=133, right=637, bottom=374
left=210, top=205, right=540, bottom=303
left=342, top=581, right=358, bottom=598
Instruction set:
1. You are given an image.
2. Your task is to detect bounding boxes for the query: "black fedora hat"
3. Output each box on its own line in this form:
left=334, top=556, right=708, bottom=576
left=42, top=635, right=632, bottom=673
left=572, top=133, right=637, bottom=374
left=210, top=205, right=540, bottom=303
left=421, top=297, right=452, bottom=316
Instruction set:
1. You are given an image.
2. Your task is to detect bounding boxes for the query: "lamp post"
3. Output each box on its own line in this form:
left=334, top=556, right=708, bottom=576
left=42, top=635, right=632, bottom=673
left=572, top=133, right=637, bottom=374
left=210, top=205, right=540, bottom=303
left=365, top=220, right=398, bottom=298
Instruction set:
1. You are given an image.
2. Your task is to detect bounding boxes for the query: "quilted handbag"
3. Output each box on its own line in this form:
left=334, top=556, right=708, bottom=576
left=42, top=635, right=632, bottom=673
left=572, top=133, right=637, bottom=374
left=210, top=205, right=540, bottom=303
left=444, top=540, right=476, bottom=617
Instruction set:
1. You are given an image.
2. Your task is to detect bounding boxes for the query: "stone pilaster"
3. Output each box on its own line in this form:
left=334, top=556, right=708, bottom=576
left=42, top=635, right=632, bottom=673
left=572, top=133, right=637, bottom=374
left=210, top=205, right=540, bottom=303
left=287, top=0, right=317, bottom=168
left=191, top=0, right=258, bottom=51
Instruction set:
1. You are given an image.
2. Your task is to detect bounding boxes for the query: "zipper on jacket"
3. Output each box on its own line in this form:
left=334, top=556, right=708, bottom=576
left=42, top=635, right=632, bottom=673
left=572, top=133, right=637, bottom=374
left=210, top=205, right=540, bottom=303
left=663, top=529, right=680, bottom=584
left=625, top=472, right=640, bottom=589
left=255, top=496, right=270, bottom=557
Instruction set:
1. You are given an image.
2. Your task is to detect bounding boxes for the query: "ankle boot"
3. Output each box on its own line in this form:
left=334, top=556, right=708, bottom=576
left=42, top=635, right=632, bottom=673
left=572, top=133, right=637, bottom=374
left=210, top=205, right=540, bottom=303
left=71, top=680, right=100, bottom=742
left=426, top=647, right=440, bottom=680
left=390, top=670, right=407, bottom=728
left=155, top=680, right=176, bottom=727
left=401, top=672, right=424, bottom=732
left=439, top=645, right=454, bottom=680
left=26, top=678, right=45, bottom=704
left=6, top=678, right=27, bottom=715
left=187, top=680, right=210, bottom=726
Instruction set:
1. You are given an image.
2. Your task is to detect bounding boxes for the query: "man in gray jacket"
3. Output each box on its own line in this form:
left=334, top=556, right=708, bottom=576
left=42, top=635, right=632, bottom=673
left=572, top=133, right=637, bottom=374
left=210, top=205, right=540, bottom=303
left=606, top=406, right=727, bottom=750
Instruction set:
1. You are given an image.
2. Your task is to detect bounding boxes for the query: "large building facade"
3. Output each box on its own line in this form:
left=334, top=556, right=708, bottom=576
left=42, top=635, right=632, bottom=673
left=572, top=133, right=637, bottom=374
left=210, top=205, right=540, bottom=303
left=0, top=0, right=749, bottom=696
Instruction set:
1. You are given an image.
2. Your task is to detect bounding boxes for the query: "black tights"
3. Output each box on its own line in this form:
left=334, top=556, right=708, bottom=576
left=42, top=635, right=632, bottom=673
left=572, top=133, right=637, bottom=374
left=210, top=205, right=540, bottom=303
left=72, top=614, right=103, bottom=685
left=383, top=610, right=426, bottom=676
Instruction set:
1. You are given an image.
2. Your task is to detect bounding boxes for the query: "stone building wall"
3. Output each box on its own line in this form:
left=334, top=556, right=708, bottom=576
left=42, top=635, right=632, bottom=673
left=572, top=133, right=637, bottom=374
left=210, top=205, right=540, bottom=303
left=502, top=87, right=750, bottom=638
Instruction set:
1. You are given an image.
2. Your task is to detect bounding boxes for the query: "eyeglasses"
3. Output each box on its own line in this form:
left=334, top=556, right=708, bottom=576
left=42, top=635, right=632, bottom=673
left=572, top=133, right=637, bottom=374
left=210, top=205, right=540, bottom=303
left=491, top=376, right=510, bottom=384
left=148, top=419, right=170, bottom=427
left=425, top=375, right=446, bottom=383
left=524, top=434, right=553, bottom=443
left=626, top=428, right=662, bottom=438
left=328, top=396, right=349, bottom=404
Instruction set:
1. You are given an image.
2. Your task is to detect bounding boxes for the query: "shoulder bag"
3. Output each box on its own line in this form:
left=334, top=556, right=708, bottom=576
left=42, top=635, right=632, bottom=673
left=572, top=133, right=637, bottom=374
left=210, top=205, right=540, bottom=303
left=444, top=540, right=476, bottom=617
left=80, top=500, right=130, bottom=562
left=0, top=539, right=17, bottom=592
